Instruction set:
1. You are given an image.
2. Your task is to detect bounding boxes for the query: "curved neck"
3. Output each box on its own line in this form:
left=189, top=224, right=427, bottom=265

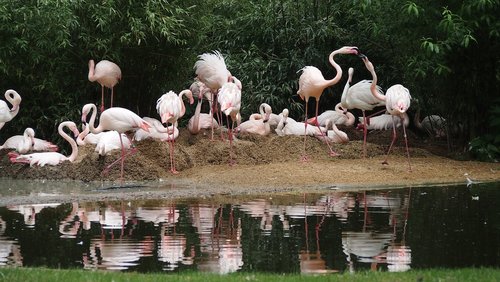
left=178, top=90, right=193, bottom=117
left=88, top=60, right=96, bottom=82
left=86, top=104, right=103, bottom=134
left=5, top=90, right=21, bottom=115
left=364, top=59, right=386, bottom=101
left=340, top=69, right=353, bottom=107
left=59, top=122, right=79, bottom=162
left=191, top=97, right=202, bottom=134
left=77, top=124, right=90, bottom=145
left=345, top=112, right=355, bottom=127
left=326, top=49, right=344, bottom=87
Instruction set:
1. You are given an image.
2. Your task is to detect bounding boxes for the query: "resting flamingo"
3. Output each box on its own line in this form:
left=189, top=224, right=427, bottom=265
left=94, top=131, right=131, bottom=156
left=361, top=55, right=412, bottom=171
left=414, top=109, right=447, bottom=138
left=135, top=117, right=179, bottom=142
left=236, top=103, right=272, bottom=136
left=297, top=46, right=361, bottom=160
left=156, top=90, right=194, bottom=174
left=194, top=51, right=234, bottom=139
left=308, top=103, right=355, bottom=128
left=340, top=67, right=385, bottom=157
left=188, top=84, right=219, bottom=135
left=77, top=123, right=101, bottom=146
left=1, top=128, right=58, bottom=153
left=9, top=121, right=79, bottom=167
left=88, top=59, right=122, bottom=112
left=0, top=89, right=22, bottom=130
left=316, top=119, right=349, bottom=144
left=81, top=103, right=151, bottom=183
left=276, top=109, right=326, bottom=137
left=217, top=81, right=242, bottom=165
left=357, top=112, right=409, bottom=131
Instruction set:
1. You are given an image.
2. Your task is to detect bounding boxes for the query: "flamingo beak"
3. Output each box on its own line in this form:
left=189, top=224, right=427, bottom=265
left=358, top=53, right=366, bottom=59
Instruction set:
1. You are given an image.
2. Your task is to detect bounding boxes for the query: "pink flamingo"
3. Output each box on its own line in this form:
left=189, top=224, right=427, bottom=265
left=134, top=117, right=179, bottom=142
left=156, top=90, right=194, bottom=174
left=236, top=103, right=272, bottom=136
left=81, top=103, right=151, bottom=183
left=194, top=51, right=235, bottom=140
left=188, top=84, right=219, bottom=135
left=340, top=67, right=385, bottom=158
left=88, top=59, right=122, bottom=112
left=275, top=109, right=326, bottom=137
left=297, top=46, right=361, bottom=161
left=217, top=81, right=242, bottom=165
left=357, top=112, right=409, bottom=131
left=9, top=121, right=79, bottom=166
left=361, top=55, right=412, bottom=171
left=0, top=89, right=22, bottom=130
left=316, top=119, right=350, bottom=144
left=1, top=128, right=58, bottom=153
left=307, top=102, right=355, bottom=128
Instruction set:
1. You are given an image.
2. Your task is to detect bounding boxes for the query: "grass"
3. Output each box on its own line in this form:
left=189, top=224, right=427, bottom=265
left=0, top=267, right=499, bottom=282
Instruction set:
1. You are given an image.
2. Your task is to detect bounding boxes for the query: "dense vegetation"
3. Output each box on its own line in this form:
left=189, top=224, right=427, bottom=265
left=0, top=0, right=498, bottom=160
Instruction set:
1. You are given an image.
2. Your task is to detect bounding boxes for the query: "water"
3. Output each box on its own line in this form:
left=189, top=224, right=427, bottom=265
left=0, top=182, right=498, bottom=274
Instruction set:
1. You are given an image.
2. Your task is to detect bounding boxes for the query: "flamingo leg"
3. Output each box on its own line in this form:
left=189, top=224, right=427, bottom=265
left=110, top=87, right=114, bottom=108
left=100, top=86, right=105, bottom=113
left=401, top=116, right=412, bottom=172
left=227, top=115, right=236, bottom=166
left=313, top=101, right=338, bottom=157
left=169, top=135, right=178, bottom=174
left=102, top=135, right=138, bottom=178
left=301, top=99, right=310, bottom=162
left=382, top=116, right=398, bottom=165
left=362, top=110, right=368, bottom=158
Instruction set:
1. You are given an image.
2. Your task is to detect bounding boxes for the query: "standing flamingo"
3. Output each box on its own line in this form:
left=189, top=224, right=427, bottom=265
left=0, top=89, right=22, bottom=130
left=194, top=51, right=235, bottom=140
left=156, top=90, right=194, bottom=174
left=188, top=84, right=219, bottom=135
left=361, top=55, right=412, bottom=171
left=9, top=121, right=79, bottom=166
left=88, top=59, right=122, bottom=112
left=81, top=103, right=151, bottom=183
left=340, top=67, right=385, bottom=157
left=217, top=81, right=242, bottom=165
left=297, top=46, right=361, bottom=161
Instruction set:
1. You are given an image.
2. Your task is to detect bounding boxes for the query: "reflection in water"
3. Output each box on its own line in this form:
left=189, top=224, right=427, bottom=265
left=0, top=183, right=498, bottom=274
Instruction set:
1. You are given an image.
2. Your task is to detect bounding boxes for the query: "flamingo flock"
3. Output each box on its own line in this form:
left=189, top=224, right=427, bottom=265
left=1, top=47, right=420, bottom=182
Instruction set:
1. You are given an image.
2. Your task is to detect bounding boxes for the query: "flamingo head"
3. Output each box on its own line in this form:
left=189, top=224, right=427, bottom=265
left=339, top=46, right=361, bottom=56
left=68, top=123, right=80, bottom=138
left=395, top=100, right=409, bottom=114
left=360, top=55, right=375, bottom=73
left=81, top=104, right=93, bottom=123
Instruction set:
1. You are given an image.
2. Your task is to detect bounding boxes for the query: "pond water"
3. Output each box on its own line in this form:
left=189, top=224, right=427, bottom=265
left=0, top=181, right=498, bottom=274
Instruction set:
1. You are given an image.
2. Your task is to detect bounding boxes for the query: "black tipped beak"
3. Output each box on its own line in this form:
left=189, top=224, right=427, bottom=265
left=358, top=53, right=366, bottom=58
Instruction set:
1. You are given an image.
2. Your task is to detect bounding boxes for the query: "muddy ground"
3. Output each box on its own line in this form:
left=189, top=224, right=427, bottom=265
left=0, top=125, right=499, bottom=205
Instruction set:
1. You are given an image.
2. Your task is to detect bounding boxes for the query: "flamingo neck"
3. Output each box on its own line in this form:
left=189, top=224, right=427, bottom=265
left=190, top=97, right=202, bottom=134
left=88, top=60, right=96, bottom=82
left=59, top=122, right=79, bottom=162
left=368, top=64, right=386, bottom=101
left=326, top=49, right=344, bottom=87
left=87, top=104, right=104, bottom=134
left=178, top=90, right=193, bottom=118
left=5, top=90, right=21, bottom=115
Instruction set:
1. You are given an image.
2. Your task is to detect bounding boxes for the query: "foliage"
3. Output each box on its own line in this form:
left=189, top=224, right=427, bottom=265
left=468, top=101, right=500, bottom=162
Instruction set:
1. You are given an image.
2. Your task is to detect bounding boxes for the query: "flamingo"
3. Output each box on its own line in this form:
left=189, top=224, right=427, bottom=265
left=316, top=119, right=349, bottom=144
left=297, top=46, right=361, bottom=160
left=194, top=51, right=235, bottom=139
left=414, top=109, right=447, bottom=138
left=88, top=59, right=122, bottom=112
left=361, top=55, right=412, bottom=171
left=340, top=67, right=385, bottom=157
left=357, top=112, right=409, bottom=131
left=217, top=81, right=242, bottom=165
left=81, top=103, right=151, bottom=183
left=156, top=89, right=194, bottom=174
left=188, top=84, right=219, bottom=135
left=0, top=89, right=22, bottom=130
left=1, top=128, right=59, bottom=153
left=307, top=103, right=355, bottom=128
left=8, top=121, right=79, bottom=167
left=134, top=117, right=179, bottom=142
left=276, top=109, right=326, bottom=137
left=76, top=123, right=101, bottom=146
left=94, top=131, right=131, bottom=156
left=236, top=103, right=272, bottom=136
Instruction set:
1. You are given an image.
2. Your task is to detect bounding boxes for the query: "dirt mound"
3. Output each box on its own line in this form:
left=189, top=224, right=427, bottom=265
left=0, top=126, right=442, bottom=182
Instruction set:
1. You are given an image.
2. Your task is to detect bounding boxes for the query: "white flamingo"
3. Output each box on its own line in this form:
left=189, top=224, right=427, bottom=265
left=0, top=90, right=22, bottom=130
left=88, top=59, right=122, bottom=112
left=9, top=121, right=79, bottom=167
left=217, top=81, right=242, bottom=165
left=1, top=128, right=58, bottom=153
left=276, top=109, right=326, bottom=137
